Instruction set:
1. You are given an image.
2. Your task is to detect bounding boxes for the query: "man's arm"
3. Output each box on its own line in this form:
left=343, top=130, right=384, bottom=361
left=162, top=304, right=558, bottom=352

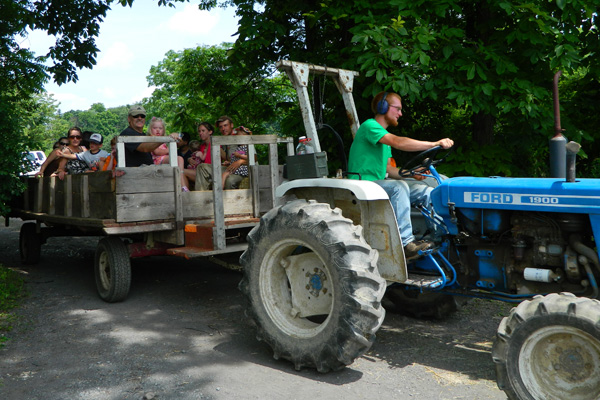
left=379, top=133, right=453, bottom=151
left=134, top=133, right=181, bottom=153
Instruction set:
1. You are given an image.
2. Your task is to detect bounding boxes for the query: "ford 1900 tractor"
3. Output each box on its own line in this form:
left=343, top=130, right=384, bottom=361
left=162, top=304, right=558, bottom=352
left=239, top=61, right=600, bottom=400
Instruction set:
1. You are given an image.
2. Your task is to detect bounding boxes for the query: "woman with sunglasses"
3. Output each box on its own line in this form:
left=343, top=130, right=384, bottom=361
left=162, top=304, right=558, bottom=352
left=55, top=127, right=89, bottom=180
left=34, top=136, right=70, bottom=177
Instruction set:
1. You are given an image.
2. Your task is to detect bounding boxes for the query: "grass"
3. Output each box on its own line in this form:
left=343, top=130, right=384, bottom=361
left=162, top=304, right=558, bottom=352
left=0, top=264, right=26, bottom=347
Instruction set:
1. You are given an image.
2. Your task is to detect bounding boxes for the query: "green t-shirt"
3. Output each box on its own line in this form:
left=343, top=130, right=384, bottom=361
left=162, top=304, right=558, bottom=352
left=347, top=118, right=392, bottom=181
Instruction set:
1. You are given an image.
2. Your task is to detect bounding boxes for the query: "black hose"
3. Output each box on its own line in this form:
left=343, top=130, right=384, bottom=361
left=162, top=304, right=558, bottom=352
left=317, top=123, right=348, bottom=173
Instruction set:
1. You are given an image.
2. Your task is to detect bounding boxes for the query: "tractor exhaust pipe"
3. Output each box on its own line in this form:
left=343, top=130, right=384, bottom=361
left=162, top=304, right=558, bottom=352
left=549, top=71, right=567, bottom=178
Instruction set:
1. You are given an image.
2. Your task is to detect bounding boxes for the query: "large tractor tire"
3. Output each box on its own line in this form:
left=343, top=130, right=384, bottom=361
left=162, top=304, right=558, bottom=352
left=383, top=286, right=459, bottom=319
left=492, top=292, right=600, bottom=400
left=239, top=199, right=386, bottom=372
left=19, top=222, right=42, bottom=265
left=94, top=237, right=132, bottom=303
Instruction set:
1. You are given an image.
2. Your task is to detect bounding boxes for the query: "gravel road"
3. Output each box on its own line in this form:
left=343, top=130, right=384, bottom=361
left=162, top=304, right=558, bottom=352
left=0, top=217, right=510, bottom=400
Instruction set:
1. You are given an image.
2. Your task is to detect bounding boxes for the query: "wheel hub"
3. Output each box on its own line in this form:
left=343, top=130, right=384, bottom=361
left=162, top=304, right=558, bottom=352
left=307, top=268, right=327, bottom=297
left=554, top=342, right=592, bottom=382
left=520, top=326, right=600, bottom=400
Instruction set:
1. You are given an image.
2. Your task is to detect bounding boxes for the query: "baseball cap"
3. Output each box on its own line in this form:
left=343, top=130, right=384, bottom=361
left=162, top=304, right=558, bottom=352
left=89, top=133, right=103, bottom=144
left=128, top=105, right=146, bottom=116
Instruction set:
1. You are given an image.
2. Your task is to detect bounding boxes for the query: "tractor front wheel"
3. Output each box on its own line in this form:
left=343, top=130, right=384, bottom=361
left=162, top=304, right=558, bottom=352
left=492, top=292, right=600, bottom=400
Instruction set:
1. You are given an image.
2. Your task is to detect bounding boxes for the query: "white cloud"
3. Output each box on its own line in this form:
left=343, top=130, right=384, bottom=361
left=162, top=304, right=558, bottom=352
left=129, top=85, right=156, bottom=105
left=164, top=4, right=219, bottom=35
left=49, top=91, right=91, bottom=112
left=97, top=87, right=117, bottom=99
left=96, top=42, right=134, bottom=69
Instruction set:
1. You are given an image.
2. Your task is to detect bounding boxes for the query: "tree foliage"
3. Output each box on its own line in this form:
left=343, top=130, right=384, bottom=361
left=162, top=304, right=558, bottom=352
left=199, top=0, right=600, bottom=178
left=0, top=0, right=176, bottom=213
left=144, top=44, right=297, bottom=139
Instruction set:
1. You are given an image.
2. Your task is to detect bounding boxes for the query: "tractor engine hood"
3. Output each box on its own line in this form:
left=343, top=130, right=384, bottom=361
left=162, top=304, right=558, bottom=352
left=431, top=177, right=600, bottom=235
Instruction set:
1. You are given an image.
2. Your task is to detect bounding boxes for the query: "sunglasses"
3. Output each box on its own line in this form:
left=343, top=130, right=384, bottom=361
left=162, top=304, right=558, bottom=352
left=69, top=135, right=82, bottom=139
left=132, top=114, right=146, bottom=119
left=59, top=142, right=69, bottom=146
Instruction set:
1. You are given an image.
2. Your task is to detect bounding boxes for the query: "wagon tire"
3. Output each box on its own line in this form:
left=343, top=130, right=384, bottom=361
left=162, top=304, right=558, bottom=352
left=19, top=222, right=41, bottom=265
left=492, top=292, right=600, bottom=400
left=94, top=237, right=131, bottom=303
left=239, top=199, right=386, bottom=372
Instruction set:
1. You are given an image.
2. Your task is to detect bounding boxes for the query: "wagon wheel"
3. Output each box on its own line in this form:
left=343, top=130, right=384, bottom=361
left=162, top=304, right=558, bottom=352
left=19, top=222, right=41, bottom=265
left=239, top=199, right=386, bottom=372
left=94, top=237, right=132, bottom=303
left=493, top=293, right=600, bottom=400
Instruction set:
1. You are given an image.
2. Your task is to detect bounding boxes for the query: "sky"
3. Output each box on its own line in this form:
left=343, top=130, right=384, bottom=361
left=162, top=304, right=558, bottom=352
left=22, top=0, right=239, bottom=113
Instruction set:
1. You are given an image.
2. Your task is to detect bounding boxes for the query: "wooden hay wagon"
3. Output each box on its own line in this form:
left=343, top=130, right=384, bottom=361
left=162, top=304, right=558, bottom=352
left=7, top=134, right=293, bottom=302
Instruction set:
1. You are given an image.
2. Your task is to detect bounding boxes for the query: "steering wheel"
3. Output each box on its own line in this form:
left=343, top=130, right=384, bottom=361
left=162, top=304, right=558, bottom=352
left=399, top=146, right=454, bottom=178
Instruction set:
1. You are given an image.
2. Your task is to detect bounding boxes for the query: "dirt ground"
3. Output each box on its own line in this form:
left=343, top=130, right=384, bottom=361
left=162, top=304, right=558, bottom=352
left=0, top=217, right=512, bottom=400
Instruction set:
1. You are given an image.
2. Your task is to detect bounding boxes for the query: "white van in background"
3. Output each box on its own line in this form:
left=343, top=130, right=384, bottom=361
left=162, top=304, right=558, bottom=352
left=23, top=151, right=47, bottom=176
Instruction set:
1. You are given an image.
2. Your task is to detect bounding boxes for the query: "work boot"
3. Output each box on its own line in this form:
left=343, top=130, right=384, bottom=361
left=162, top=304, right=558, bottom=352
left=403, top=240, right=433, bottom=259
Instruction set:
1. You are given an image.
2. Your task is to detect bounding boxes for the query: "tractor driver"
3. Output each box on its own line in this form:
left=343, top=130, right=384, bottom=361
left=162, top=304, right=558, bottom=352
left=347, top=91, right=454, bottom=259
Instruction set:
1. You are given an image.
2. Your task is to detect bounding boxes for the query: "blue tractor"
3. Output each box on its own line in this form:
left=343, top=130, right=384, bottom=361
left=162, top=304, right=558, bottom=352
left=240, top=61, right=600, bottom=400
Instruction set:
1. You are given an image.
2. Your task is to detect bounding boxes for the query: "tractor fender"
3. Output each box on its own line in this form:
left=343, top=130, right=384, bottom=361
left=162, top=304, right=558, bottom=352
left=276, top=178, right=389, bottom=200
left=275, top=178, right=407, bottom=283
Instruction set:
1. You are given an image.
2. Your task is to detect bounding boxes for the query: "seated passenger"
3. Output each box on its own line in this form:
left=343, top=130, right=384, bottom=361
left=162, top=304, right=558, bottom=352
left=148, top=117, right=191, bottom=192
left=35, top=136, right=69, bottom=177
left=221, top=129, right=249, bottom=189
left=186, top=140, right=203, bottom=170
left=177, top=131, right=193, bottom=168
left=58, top=133, right=109, bottom=172
left=55, top=127, right=88, bottom=179
left=100, top=137, right=118, bottom=171
left=119, top=105, right=180, bottom=167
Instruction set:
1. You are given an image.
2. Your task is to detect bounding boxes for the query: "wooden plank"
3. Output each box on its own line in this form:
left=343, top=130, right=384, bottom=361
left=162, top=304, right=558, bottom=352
left=8, top=210, right=110, bottom=229
left=182, top=190, right=253, bottom=220
left=65, top=175, right=73, bottom=217
left=115, top=166, right=176, bottom=194
left=48, top=177, right=56, bottom=215
left=35, top=176, right=43, bottom=213
left=167, top=242, right=248, bottom=258
left=81, top=174, right=90, bottom=218
left=103, top=221, right=176, bottom=235
left=86, top=171, right=114, bottom=193
left=211, top=134, right=280, bottom=146
left=116, top=192, right=176, bottom=222
left=211, top=141, right=226, bottom=250
left=172, top=166, right=184, bottom=243
left=89, top=193, right=116, bottom=219
left=250, top=165, right=260, bottom=217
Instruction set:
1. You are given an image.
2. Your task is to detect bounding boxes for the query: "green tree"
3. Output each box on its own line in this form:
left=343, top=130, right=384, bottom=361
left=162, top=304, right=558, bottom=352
left=144, top=44, right=297, bottom=139
left=0, top=0, right=187, bottom=213
left=199, top=0, right=599, bottom=177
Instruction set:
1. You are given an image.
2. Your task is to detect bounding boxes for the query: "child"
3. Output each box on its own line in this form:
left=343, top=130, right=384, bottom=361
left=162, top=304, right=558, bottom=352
left=186, top=140, right=203, bottom=170
left=59, top=133, right=109, bottom=172
left=221, top=130, right=249, bottom=189
left=149, top=117, right=191, bottom=191
left=100, top=137, right=118, bottom=171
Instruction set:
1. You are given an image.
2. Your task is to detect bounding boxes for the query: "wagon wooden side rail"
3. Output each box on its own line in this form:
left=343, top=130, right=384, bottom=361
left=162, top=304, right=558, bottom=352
left=7, top=134, right=293, bottom=302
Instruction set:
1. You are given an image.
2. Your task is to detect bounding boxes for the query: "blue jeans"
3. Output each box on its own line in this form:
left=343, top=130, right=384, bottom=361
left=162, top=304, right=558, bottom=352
left=375, top=179, right=434, bottom=247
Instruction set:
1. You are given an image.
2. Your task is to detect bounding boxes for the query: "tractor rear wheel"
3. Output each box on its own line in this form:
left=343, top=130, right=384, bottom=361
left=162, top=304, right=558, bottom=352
left=492, top=292, right=600, bottom=400
left=240, top=199, right=386, bottom=372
